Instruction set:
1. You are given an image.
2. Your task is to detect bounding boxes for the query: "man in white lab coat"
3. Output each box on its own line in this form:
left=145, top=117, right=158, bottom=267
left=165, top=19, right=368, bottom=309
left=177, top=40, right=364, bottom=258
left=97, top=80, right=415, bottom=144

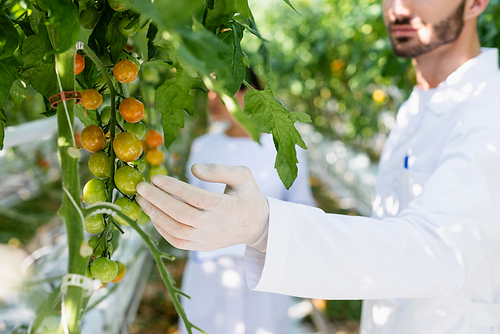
left=137, top=0, right=500, bottom=333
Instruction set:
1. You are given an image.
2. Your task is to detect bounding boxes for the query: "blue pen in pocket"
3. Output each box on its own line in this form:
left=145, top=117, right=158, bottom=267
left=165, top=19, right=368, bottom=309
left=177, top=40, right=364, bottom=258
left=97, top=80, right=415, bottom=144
left=404, top=155, right=409, bottom=169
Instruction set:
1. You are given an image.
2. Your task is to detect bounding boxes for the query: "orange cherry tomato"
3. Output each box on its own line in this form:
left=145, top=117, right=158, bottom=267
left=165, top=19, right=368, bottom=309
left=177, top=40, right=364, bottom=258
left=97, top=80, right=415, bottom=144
left=145, top=129, right=163, bottom=148
left=111, top=261, right=126, bottom=283
left=119, top=97, right=144, bottom=123
left=113, top=59, right=138, bottom=83
left=81, top=89, right=103, bottom=110
left=75, top=54, right=85, bottom=75
left=81, top=124, right=106, bottom=153
left=146, top=148, right=164, bottom=166
left=113, top=132, right=143, bottom=162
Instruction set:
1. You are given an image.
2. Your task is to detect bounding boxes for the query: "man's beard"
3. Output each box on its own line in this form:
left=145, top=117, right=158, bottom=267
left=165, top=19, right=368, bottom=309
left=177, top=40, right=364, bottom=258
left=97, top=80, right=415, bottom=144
left=388, top=0, right=466, bottom=58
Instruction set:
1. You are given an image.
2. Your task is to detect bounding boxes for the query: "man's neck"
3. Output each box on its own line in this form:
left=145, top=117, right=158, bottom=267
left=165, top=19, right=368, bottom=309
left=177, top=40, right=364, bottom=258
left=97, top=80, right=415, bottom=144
left=413, top=24, right=482, bottom=90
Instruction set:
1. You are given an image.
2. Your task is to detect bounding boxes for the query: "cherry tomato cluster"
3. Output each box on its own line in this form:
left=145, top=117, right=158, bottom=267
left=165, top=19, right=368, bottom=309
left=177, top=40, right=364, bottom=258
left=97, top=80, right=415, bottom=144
left=78, top=51, right=152, bottom=285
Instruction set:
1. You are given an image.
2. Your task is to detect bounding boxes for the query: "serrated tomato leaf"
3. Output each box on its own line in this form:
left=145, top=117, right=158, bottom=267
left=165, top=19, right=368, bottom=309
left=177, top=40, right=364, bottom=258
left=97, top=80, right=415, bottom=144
left=44, top=0, right=79, bottom=53
left=244, top=84, right=311, bottom=188
left=155, top=68, right=199, bottom=148
left=0, top=58, right=17, bottom=108
left=0, top=10, right=20, bottom=60
left=218, top=23, right=246, bottom=96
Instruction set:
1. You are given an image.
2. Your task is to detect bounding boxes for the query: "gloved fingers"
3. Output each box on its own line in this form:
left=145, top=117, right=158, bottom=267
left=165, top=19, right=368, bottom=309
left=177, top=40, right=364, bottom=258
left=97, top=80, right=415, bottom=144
left=136, top=183, right=203, bottom=228
left=149, top=175, right=227, bottom=210
left=150, top=219, right=196, bottom=251
left=191, top=163, right=256, bottom=190
left=137, top=195, right=197, bottom=244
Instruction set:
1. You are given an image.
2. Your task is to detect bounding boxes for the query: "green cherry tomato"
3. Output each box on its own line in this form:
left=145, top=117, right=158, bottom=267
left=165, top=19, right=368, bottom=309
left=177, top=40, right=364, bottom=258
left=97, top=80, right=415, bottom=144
left=113, top=197, right=141, bottom=225
left=88, top=236, right=114, bottom=258
left=79, top=7, right=101, bottom=30
left=89, top=152, right=111, bottom=178
left=118, top=18, right=138, bottom=36
left=83, top=178, right=107, bottom=205
left=100, top=106, right=111, bottom=125
left=149, top=165, right=168, bottom=179
left=114, top=166, right=145, bottom=196
left=138, top=211, right=150, bottom=225
left=123, top=122, right=147, bottom=140
left=85, top=214, right=105, bottom=234
left=107, top=0, right=132, bottom=11
left=91, top=257, right=118, bottom=283
left=130, top=159, right=146, bottom=172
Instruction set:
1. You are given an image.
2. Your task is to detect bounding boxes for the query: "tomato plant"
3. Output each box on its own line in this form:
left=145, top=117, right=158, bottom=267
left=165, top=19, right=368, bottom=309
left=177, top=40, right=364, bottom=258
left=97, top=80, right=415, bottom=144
left=0, top=0, right=316, bottom=333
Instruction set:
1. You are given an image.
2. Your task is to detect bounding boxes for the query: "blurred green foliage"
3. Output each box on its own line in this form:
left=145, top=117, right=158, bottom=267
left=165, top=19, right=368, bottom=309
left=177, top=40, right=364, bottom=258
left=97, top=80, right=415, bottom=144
left=245, top=0, right=500, bottom=159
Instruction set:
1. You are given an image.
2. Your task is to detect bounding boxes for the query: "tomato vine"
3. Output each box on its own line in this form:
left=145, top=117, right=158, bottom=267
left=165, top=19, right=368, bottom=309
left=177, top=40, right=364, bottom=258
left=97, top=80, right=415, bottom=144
left=0, top=0, right=311, bottom=333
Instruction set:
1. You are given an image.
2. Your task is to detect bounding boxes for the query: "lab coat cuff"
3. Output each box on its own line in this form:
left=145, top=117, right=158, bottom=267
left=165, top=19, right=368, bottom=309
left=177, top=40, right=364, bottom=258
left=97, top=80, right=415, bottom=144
left=245, top=197, right=290, bottom=292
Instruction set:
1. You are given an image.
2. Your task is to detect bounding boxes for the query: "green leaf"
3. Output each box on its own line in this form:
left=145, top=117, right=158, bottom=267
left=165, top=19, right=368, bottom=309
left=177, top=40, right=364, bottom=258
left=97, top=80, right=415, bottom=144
left=75, top=104, right=99, bottom=126
left=88, top=6, right=114, bottom=57
left=31, top=61, right=58, bottom=98
left=10, top=79, right=29, bottom=106
left=205, top=0, right=236, bottom=28
left=178, top=22, right=229, bottom=78
left=106, top=13, right=127, bottom=62
left=131, top=0, right=203, bottom=30
left=146, top=22, right=159, bottom=60
left=44, top=0, right=80, bottom=53
left=282, top=0, right=300, bottom=14
left=0, top=57, right=17, bottom=108
left=155, top=68, right=199, bottom=148
left=244, top=84, right=311, bottom=189
left=218, top=22, right=246, bottom=96
left=12, top=12, right=34, bottom=37
left=0, top=58, right=15, bottom=151
left=0, top=10, right=20, bottom=60
left=0, top=108, right=6, bottom=150
left=234, top=0, right=252, bottom=21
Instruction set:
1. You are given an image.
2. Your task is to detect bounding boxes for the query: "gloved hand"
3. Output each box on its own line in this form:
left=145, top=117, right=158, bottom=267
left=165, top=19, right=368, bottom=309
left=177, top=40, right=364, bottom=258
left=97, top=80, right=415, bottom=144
left=136, top=163, right=270, bottom=252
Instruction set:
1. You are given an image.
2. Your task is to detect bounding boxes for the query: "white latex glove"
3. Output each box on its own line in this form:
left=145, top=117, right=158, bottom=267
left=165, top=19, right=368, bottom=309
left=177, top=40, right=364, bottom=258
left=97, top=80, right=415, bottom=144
left=136, top=164, right=270, bottom=252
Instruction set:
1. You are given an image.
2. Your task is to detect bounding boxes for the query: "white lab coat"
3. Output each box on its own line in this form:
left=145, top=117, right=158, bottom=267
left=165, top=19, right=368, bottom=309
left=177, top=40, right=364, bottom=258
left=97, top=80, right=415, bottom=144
left=245, top=48, right=500, bottom=334
left=179, top=132, right=316, bottom=334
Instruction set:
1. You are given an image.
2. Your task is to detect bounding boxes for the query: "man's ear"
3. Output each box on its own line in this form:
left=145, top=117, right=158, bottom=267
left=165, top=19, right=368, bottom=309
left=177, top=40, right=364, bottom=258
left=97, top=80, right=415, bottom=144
left=464, top=0, right=490, bottom=20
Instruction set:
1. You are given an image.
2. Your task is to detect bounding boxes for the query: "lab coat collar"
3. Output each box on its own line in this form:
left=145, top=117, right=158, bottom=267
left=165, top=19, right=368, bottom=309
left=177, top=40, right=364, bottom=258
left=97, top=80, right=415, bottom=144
left=414, top=48, right=499, bottom=116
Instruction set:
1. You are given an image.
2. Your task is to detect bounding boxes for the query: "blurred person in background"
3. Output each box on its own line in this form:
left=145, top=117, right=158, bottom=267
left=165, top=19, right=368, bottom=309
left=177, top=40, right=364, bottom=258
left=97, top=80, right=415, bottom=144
left=178, top=70, right=316, bottom=334
left=138, top=0, right=500, bottom=333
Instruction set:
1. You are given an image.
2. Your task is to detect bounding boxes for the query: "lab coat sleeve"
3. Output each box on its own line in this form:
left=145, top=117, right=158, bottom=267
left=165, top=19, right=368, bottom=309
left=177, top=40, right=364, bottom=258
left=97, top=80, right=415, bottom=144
left=245, top=115, right=500, bottom=300
left=284, top=148, right=317, bottom=206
